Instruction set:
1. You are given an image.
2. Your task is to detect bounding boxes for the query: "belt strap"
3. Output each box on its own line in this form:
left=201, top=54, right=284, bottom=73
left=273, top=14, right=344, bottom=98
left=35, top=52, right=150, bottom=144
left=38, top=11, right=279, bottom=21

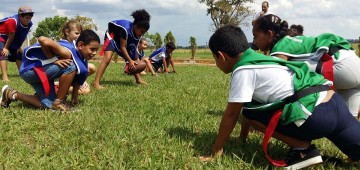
left=33, top=67, right=50, bottom=97
left=262, top=85, right=330, bottom=167
left=98, top=32, right=114, bottom=56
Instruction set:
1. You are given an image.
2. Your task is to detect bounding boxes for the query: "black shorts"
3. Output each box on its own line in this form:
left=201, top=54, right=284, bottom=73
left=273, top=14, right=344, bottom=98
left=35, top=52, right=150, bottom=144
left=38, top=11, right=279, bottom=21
left=151, top=62, right=163, bottom=72
left=243, top=93, right=360, bottom=161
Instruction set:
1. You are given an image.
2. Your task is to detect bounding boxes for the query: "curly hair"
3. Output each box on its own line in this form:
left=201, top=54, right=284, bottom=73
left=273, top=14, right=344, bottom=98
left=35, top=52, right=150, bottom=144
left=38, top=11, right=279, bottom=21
left=131, top=9, right=151, bottom=31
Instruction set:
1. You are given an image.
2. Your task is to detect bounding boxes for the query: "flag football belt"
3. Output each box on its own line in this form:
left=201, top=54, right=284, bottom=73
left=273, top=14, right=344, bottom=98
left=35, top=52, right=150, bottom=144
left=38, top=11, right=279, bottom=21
left=315, top=45, right=342, bottom=90
left=263, top=85, right=330, bottom=167
left=98, top=32, right=114, bottom=56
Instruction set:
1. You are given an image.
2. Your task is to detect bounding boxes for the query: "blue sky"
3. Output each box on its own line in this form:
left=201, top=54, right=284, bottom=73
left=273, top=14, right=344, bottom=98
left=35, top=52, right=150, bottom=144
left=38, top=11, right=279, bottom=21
left=1, top=0, right=360, bottom=46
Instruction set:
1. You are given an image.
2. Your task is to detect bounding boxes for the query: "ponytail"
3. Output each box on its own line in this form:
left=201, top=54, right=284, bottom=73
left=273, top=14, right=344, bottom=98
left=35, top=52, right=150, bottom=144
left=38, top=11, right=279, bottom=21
left=253, top=14, right=289, bottom=50
left=131, top=9, right=151, bottom=31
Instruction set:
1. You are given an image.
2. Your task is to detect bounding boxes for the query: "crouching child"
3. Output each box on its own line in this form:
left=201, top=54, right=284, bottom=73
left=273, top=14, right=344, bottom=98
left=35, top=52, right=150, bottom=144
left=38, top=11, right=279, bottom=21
left=1, top=30, right=100, bottom=111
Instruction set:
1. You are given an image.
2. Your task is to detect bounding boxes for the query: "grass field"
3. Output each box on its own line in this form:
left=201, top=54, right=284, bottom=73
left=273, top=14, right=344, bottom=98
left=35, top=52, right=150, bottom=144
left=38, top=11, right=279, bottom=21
left=0, top=62, right=359, bottom=169
left=145, top=48, right=213, bottom=60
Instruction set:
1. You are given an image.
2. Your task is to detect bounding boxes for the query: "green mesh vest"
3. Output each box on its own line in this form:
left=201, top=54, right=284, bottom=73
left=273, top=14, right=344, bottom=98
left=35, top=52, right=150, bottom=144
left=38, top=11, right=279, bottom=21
left=270, top=33, right=352, bottom=60
left=233, top=49, right=330, bottom=125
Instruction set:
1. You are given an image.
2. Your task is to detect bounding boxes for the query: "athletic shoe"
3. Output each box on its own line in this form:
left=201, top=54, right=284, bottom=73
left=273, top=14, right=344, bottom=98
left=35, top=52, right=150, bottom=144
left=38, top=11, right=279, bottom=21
left=284, top=144, right=323, bottom=169
left=1, top=85, right=17, bottom=108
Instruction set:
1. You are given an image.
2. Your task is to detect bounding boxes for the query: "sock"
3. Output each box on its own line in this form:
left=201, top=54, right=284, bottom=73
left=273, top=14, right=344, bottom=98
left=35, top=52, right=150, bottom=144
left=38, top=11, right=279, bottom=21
left=12, top=93, right=17, bottom=100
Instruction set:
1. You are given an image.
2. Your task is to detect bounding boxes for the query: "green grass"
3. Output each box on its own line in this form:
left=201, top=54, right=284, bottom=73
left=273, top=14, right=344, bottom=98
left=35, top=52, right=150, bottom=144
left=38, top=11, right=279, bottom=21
left=0, top=62, right=359, bottom=169
left=145, top=48, right=213, bottom=60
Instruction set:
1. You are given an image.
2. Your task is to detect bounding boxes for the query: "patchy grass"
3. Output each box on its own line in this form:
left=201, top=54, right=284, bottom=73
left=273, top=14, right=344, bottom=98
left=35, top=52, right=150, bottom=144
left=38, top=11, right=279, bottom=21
left=0, top=62, right=359, bottom=169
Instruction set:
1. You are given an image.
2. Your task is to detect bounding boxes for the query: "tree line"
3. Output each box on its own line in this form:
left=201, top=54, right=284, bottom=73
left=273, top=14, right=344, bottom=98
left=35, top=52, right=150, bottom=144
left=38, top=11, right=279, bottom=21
left=30, top=0, right=256, bottom=59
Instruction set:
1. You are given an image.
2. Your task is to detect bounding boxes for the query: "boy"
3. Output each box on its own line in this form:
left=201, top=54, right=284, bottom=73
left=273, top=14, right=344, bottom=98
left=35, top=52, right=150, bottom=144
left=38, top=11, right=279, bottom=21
left=1, top=30, right=100, bottom=111
left=0, top=6, right=34, bottom=81
left=200, top=25, right=360, bottom=169
left=148, top=42, right=176, bottom=73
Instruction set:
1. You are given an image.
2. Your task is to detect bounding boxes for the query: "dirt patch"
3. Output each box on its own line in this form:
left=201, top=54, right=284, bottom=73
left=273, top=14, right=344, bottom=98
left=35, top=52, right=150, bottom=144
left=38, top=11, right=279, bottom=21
left=90, top=58, right=216, bottom=66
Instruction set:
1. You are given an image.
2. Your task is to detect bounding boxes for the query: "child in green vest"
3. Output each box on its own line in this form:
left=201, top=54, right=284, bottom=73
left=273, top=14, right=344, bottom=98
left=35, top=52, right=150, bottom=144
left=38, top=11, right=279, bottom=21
left=252, top=14, right=360, bottom=117
left=200, top=25, right=360, bottom=169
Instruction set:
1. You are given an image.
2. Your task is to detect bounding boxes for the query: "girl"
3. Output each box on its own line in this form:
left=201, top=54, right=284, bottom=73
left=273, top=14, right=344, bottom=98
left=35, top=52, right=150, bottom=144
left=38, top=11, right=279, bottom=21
left=252, top=14, right=360, bottom=117
left=137, top=38, right=157, bottom=76
left=60, top=19, right=96, bottom=95
left=94, top=9, right=150, bottom=89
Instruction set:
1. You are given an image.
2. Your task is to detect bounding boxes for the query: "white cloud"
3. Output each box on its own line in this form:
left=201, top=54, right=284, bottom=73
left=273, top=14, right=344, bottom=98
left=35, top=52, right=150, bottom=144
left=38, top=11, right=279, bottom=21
left=2, top=0, right=360, bottom=45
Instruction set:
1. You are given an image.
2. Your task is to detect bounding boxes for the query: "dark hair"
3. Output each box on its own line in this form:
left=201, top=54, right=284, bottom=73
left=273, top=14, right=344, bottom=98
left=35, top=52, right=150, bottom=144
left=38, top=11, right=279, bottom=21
left=20, top=13, right=33, bottom=17
left=76, top=29, right=100, bottom=45
left=288, top=24, right=304, bottom=36
left=61, top=19, right=83, bottom=39
left=253, top=14, right=288, bottom=50
left=209, top=25, right=249, bottom=58
left=166, top=42, right=176, bottom=50
left=262, top=1, right=269, bottom=7
left=131, top=9, right=151, bottom=31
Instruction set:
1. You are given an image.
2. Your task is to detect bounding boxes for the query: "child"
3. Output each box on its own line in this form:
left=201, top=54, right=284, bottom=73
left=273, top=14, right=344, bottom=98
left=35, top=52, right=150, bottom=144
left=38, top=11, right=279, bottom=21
left=148, top=42, right=177, bottom=73
left=93, top=9, right=150, bottom=89
left=137, top=38, right=157, bottom=76
left=1, top=30, right=100, bottom=111
left=252, top=14, right=360, bottom=117
left=0, top=6, right=34, bottom=81
left=60, top=19, right=96, bottom=95
left=199, top=25, right=360, bottom=169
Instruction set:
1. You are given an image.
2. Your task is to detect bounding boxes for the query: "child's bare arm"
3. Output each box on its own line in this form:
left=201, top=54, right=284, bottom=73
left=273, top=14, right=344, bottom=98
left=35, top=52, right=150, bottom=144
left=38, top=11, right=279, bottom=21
left=162, top=57, right=169, bottom=73
left=239, top=115, right=250, bottom=142
left=119, top=38, right=135, bottom=68
left=38, top=36, right=72, bottom=59
left=200, top=102, right=243, bottom=161
left=212, top=102, right=243, bottom=156
left=168, top=57, right=176, bottom=73
left=0, top=32, right=15, bottom=56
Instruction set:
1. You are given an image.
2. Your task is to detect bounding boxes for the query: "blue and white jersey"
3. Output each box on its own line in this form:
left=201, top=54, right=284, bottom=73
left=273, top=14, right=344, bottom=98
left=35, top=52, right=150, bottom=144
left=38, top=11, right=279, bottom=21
left=149, top=46, right=166, bottom=64
left=107, top=19, right=141, bottom=61
left=20, top=40, right=88, bottom=85
left=0, top=14, right=33, bottom=50
left=58, top=40, right=88, bottom=85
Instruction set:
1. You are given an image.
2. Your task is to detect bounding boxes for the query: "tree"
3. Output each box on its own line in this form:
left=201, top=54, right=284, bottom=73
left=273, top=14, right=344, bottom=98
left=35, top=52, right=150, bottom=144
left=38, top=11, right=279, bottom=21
left=152, top=32, right=163, bottom=49
left=189, top=36, right=197, bottom=59
left=72, top=15, right=98, bottom=31
left=29, top=37, right=37, bottom=45
left=144, top=32, right=163, bottom=50
left=198, top=0, right=254, bottom=30
left=33, top=16, right=68, bottom=40
left=164, top=31, right=176, bottom=45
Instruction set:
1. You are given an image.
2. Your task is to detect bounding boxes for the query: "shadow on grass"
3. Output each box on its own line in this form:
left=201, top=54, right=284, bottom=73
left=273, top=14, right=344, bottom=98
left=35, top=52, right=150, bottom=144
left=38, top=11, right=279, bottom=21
left=166, top=126, right=272, bottom=168
left=207, top=110, right=223, bottom=116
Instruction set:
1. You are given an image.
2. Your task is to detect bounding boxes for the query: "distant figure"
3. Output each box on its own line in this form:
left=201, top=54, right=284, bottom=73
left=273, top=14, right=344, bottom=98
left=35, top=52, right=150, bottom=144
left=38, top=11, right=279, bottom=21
left=252, top=1, right=272, bottom=26
left=148, top=42, right=177, bottom=73
left=137, top=38, right=157, bottom=76
left=0, top=6, right=34, bottom=81
left=288, top=24, right=304, bottom=37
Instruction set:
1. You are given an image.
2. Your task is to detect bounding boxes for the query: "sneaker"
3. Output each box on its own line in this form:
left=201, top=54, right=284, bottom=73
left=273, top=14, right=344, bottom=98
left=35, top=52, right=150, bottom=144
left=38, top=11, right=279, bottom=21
left=284, top=144, right=323, bottom=170
left=1, top=85, right=17, bottom=108
left=51, top=99, right=71, bottom=111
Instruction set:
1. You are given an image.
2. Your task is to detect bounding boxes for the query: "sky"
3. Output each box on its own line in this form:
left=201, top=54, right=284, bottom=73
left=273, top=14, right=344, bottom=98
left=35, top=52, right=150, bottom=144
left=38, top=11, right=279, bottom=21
left=1, top=0, right=360, bottom=46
